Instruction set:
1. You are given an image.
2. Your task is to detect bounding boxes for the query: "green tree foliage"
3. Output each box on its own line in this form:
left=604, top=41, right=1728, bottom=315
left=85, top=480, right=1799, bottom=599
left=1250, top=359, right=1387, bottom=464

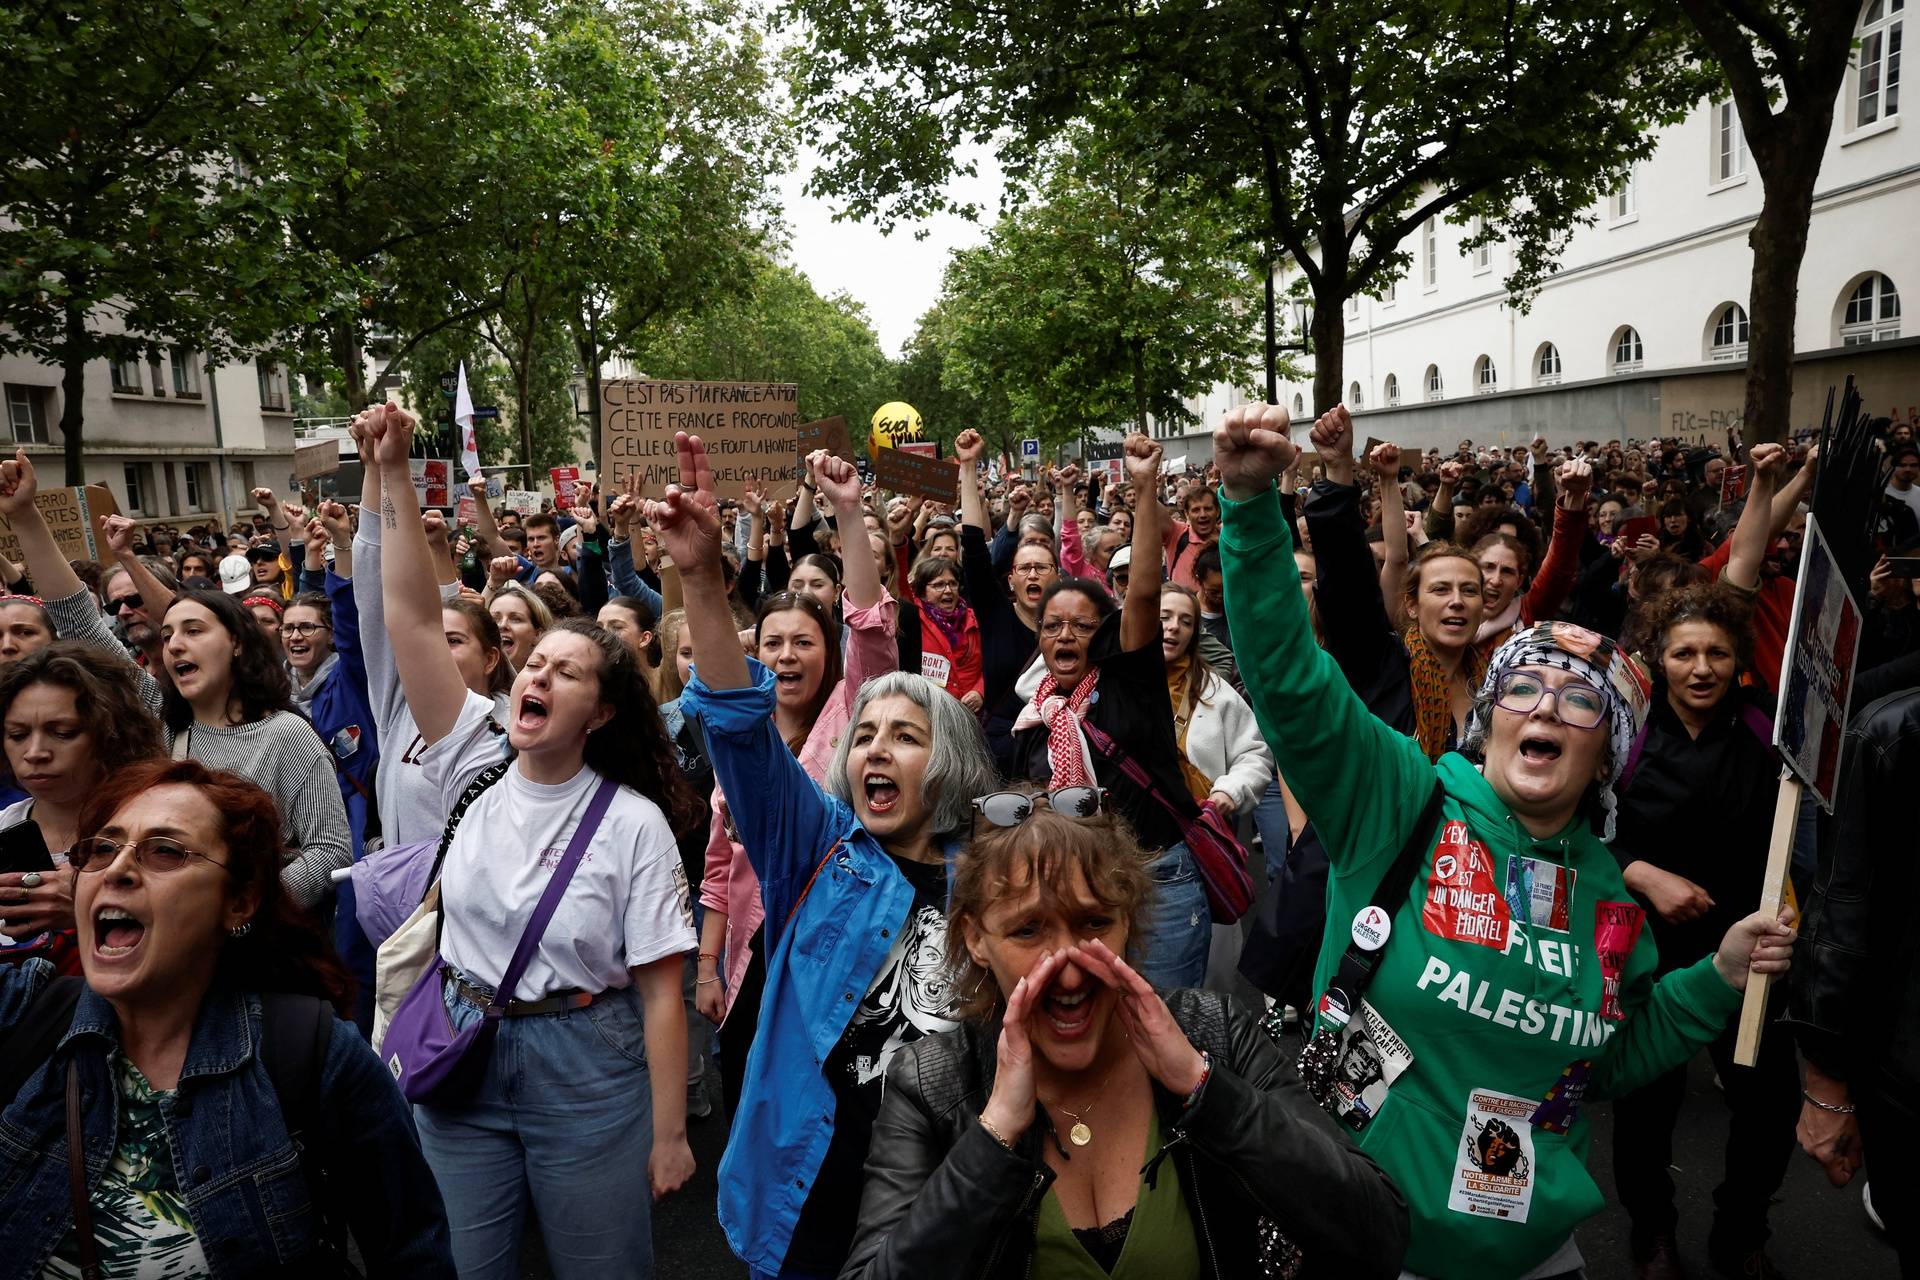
left=0, top=0, right=365, bottom=481
left=399, top=326, right=585, bottom=478
left=786, top=0, right=1713, bottom=414
left=932, top=126, right=1260, bottom=446
left=895, top=303, right=1013, bottom=455
left=625, top=258, right=893, bottom=432
left=1677, top=0, right=1863, bottom=444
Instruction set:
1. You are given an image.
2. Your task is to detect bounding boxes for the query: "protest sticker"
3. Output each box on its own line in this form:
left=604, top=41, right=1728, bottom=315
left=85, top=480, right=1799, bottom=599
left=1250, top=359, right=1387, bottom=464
left=1421, top=821, right=1511, bottom=951
left=1504, top=856, right=1574, bottom=934
left=0, top=485, right=118, bottom=567
left=874, top=445, right=958, bottom=503
left=1593, top=900, right=1645, bottom=1021
left=1449, top=1087, right=1537, bottom=1223
left=797, top=416, right=857, bottom=464
left=1773, top=513, right=1862, bottom=811
left=600, top=380, right=799, bottom=501
left=1329, top=1000, right=1413, bottom=1132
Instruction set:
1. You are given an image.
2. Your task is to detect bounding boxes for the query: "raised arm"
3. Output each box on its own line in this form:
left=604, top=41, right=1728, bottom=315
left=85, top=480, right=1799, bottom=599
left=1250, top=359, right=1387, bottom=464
left=954, top=429, right=989, bottom=533
left=1119, top=435, right=1163, bottom=654
left=465, top=474, right=509, bottom=558
left=368, top=404, right=471, bottom=747
left=1520, top=458, right=1593, bottom=621
left=100, top=515, right=178, bottom=618
left=646, top=434, right=746, bottom=692
left=1724, top=443, right=1786, bottom=590
left=814, top=449, right=882, bottom=611
left=1371, top=443, right=1409, bottom=605
left=0, top=451, right=87, bottom=601
left=1216, top=406, right=1433, bottom=870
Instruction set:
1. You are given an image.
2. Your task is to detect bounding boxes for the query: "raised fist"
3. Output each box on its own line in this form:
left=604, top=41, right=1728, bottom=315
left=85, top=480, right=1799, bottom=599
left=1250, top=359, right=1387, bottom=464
left=1213, top=404, right=1296, bottom=500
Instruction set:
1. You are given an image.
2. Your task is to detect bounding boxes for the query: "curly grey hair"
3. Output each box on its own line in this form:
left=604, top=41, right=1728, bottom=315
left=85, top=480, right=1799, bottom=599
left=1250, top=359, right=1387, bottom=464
left=827, top=671, right=999, bottom=839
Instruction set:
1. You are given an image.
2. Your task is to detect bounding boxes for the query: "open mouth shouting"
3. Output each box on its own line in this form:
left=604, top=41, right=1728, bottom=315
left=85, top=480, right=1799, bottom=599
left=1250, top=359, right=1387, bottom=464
left=169, top=657, right=201, bottom=694
left=1040, top=979, right=1097, bottom=1040
left=92, top=902, right=148, bottom=962
left=862, top=770, right=901, bottom=816
left=515, top=692, right=550, bottom=735
left=1516, top=731, right=1563, bottom=768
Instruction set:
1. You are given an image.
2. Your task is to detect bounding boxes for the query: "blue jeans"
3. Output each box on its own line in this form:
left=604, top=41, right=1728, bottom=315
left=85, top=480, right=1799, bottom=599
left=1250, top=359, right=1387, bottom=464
left=1250, top=777, right=1290, bottom=886
left=415, top=976, right=655, bottom=1280
left=1134, top=843, right=1210, bottom=990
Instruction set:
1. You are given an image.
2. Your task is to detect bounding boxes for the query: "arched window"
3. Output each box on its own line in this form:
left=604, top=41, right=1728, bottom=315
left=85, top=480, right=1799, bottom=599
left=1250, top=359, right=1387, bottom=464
left=1611, top=327, right=1644, bottom=374
left=1384, top=374, right=1401, bottom=407
left=1424, top=365, right=1445, bottom=402
left=1292, top=392, right=1305, bottom=415
left=1474, top=355, right=1498, bottom=394
left=1535, top=343, right=1563, bottom=386
left=1841, top=273, right=1901, bottom=344
left=1709, top=303, right=1749, bottom=361
left=1348, top=381, right=1364, bottom=410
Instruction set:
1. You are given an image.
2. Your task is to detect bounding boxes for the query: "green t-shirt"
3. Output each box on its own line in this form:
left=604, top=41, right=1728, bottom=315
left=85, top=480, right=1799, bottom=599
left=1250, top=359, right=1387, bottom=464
left=1031, top=1107, right=1201, bottom=1279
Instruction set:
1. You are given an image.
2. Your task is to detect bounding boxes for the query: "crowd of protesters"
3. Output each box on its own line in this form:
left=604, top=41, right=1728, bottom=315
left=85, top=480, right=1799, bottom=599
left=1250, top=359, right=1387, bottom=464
left=0, top=395, right=1914, bottom=1280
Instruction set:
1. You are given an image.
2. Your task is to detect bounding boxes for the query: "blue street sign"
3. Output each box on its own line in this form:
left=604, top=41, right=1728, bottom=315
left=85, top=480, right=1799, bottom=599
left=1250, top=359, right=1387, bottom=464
left=1021, top=438, right=1040, bottom=459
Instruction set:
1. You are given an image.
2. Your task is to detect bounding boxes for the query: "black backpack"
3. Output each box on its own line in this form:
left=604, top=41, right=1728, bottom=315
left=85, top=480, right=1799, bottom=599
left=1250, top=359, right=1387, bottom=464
left=0, top=977, right=345, bottom=1253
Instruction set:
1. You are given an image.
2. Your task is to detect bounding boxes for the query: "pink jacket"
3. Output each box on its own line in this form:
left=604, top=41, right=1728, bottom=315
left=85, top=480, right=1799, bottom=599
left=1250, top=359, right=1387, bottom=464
left=700, top=588, right=900, bottom=1021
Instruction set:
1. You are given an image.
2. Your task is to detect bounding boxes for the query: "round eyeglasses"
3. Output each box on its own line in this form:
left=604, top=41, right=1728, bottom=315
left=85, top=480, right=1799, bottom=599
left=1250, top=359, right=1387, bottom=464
left=1492, top=671, right=1607, bottom=729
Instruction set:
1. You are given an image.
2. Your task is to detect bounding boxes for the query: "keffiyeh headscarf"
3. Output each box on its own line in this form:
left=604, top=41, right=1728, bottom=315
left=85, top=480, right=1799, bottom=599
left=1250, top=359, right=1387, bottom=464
left=1465, top=622, right=1651, bottom=842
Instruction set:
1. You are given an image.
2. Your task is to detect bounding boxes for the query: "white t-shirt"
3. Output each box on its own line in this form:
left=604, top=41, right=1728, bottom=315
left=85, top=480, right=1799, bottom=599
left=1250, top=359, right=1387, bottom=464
left=423, top=692, right=694, bottom=1000
left=1887, top=480, right=1920, bottom=524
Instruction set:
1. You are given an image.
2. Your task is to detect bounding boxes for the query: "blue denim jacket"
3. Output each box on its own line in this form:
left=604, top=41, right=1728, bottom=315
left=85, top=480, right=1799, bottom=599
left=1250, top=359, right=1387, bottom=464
left=0, top=961, right=453, bottom=1279
left=681, top=660, right=953, bottom=1273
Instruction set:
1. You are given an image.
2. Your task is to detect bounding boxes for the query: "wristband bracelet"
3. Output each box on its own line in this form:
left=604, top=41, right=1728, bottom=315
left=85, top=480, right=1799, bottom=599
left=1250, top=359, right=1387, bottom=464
left=1801, top=1090, right=1856, bottom=1115
left=1181, top=1051, right=1212, bottom=1111
left=696, top=976, right=722, bottom=986
left=697, top=952, right=719, bottom=963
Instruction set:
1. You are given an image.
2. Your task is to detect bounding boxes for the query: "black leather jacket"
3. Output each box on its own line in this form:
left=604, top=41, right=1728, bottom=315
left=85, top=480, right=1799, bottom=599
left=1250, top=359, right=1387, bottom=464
left=1789, top=662, right=1920, bottom=1094
left=841, top=988, right=1408, bottom=1280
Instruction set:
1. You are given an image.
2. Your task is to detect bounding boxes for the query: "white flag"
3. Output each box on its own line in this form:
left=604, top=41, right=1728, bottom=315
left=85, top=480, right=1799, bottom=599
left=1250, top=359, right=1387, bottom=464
left=454, top=361, right=481, bottom=479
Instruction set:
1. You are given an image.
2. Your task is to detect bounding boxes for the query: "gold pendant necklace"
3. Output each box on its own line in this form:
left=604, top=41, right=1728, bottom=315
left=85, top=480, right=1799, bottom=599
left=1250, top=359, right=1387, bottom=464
left=1040, top=1057, right=1121, bottom=1148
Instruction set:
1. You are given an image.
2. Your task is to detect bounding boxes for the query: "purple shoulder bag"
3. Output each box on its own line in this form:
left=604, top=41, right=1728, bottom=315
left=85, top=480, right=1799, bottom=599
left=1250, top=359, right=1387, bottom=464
left=382, top=775, right=619, bottom=1105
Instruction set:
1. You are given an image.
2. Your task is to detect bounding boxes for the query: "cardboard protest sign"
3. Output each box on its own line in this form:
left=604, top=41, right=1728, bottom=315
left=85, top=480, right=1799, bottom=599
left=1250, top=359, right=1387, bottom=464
left=1773, top=513, right=1862, bottom=811
left=0, top=485, right=118, bottom=567
left=503, top=490, right=541, bottom=517
left=797, top=416, right=856, bottom=464
left=874, top=446, right=958, bottom=503
left=294, top=441, right=340, bottom=483
left=600, top=380, right=799, bottom=500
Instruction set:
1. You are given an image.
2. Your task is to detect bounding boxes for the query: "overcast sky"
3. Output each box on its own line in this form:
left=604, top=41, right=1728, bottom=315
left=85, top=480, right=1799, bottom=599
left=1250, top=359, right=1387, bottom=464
left=776, top=145, right=1006, bottom=358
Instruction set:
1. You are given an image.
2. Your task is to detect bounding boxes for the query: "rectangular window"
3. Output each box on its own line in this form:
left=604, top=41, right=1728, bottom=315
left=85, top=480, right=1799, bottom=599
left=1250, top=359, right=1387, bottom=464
left=110, top=355, right=143, bottom=393
left=1610, top=169, right=1638, bottom=220
left=257, top=358, right=288, bottom=411
left=169, top=349, right=200, bottom=398
left=184, top=463, right=204, bottom=511
left=1858, top=1, right=1904, bottom=128
left=123, top=463, right=145, bottom=515
left=1470, top=217, right=1491, bottom=272
left=1423, top=217, right=1438, bottom=289
left=1716, top=101, right=1746, bottom=180
left=5, top=384, right=51, bottom=444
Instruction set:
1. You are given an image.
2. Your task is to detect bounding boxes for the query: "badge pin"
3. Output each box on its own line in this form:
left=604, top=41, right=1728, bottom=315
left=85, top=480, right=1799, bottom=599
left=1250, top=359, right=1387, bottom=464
left=1351, top=905, right=1393, bottom=952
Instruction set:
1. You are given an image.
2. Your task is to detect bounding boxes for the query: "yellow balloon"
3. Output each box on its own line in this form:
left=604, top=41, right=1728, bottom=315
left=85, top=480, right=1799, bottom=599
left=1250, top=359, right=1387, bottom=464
left=869, top=401, right=924, bottom=451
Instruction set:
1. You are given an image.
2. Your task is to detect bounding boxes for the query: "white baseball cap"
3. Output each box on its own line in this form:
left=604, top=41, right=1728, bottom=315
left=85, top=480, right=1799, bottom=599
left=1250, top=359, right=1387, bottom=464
left=1108, top=546, right=1133, bottom=574
left=218, top=555, right=252, bottom=595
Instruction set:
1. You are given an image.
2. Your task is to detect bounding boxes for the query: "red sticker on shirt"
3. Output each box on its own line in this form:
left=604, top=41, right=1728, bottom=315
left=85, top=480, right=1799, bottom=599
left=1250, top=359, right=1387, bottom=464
left=1593, top=901, right=1645, bottom=1020
left=1421, top=821, right=1511, bottom=950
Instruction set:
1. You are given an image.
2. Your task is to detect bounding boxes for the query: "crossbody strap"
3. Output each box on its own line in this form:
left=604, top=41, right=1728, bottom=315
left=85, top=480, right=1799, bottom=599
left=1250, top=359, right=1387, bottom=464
left=783, top=838, right=847, bottom=928
left=1320, top=780, right=1447, bottom=1017
left=1079, top=718, right=1194, bottom=823
left=487, top=776, right=619, bottom=1012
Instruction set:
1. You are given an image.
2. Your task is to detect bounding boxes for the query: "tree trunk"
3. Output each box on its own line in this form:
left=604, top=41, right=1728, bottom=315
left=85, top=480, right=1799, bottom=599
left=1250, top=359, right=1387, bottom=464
left=1741, top=166, right=1817, bottom=445
left=60, top=295, right=89, bottom=486
left=1309, top=281, right=1347, bottom=420
left=332, top=323, right=368, bottom=409
left=1130, top=339, right=1149, bottom=434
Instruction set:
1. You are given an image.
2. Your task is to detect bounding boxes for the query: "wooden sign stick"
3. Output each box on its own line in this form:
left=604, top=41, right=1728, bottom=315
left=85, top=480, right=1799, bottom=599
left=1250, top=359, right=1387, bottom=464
left=1734, top=768, right=1803, bottom=1066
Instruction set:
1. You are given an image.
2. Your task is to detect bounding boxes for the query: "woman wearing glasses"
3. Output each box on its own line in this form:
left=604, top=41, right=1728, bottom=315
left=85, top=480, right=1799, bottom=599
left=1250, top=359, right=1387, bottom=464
left=656, top=434, right=997, bottom=1280
left=1212, top=404, right=1797, bottom=1280
left=692, top=449, right=902, bottom=1123
left=1006, top=434, right=1214, bottom=990
left=0, top=758, right=452, bottom=1276
left=845, top=787, right=1408, bottom=1279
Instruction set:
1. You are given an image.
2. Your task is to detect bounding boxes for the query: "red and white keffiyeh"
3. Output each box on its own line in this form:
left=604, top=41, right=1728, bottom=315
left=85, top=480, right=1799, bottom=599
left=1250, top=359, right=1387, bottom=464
left=1014, top=667, right=1101, bottom=788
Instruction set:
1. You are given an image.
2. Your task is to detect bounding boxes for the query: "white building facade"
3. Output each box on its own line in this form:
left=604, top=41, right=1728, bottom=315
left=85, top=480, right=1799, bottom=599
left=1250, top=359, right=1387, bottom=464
left=1181, top=0, right=1917, bottom=459
left=0, top=343, right=299, bottom=529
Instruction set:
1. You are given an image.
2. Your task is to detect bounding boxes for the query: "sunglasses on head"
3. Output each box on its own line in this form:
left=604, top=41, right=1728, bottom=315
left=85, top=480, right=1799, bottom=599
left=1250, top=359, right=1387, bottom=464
left=971, top=787, right=1106, bottom=829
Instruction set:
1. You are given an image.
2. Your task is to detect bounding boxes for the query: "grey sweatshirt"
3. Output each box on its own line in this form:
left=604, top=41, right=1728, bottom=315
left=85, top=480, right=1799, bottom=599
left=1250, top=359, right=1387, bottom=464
left=46, top=589, right=352, bottom=906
